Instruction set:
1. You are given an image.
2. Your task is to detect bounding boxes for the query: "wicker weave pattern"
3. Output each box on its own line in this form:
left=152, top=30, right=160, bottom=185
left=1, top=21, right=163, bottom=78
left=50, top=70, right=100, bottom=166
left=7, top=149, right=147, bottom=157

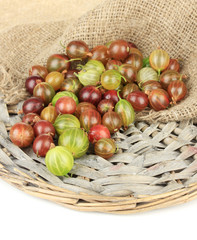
left=1, top=99, right=197, bottom=213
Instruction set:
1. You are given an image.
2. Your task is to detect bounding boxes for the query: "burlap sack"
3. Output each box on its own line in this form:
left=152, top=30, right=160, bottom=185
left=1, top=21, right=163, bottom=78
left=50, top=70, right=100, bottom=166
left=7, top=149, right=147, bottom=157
left=0, top=0, right=196, bottom=123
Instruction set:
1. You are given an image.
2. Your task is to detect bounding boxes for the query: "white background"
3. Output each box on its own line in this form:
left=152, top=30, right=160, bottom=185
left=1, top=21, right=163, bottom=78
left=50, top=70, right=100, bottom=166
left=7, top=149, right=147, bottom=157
left=0, top=178, right=196, bottom=240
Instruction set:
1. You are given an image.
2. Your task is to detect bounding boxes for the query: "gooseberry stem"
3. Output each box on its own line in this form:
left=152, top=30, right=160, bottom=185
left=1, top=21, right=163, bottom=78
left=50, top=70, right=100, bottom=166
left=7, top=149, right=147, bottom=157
left=121, top=75, right=127, bottom=83
left=65, top=58, right=82, bottom=63
left=76, top=64, right=84, bottom=70
left=117, top=90, right=122, bottom=101
left=96, top=85, right=102, bottom=89
left=113, top=64, right=120, bottom=70
left=60, top=41, right=66, bottom=49
left=74, top=72, right=79, bottom=78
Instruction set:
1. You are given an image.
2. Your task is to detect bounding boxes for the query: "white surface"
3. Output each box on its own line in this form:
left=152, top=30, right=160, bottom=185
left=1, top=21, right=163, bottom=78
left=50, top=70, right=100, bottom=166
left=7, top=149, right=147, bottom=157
left=0, top=178, right=196, bottom=240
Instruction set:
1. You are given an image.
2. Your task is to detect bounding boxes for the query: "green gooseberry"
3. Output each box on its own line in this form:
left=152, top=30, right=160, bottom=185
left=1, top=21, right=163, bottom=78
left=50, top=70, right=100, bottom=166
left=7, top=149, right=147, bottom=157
left=45, top=146, right=74, bottom=176
left=53, top=114, right=80, bottom=135
left=115, top=91, right=135, bottom=129
left=58, top=128, right=89, bottom=158
left=52, top=91, right=79, bottom=106
left=137, top=67, right=158, bottom=87
left=101, top=70, right=126, bottom=90
left=143, top=57, right=151, bottom=68
left=75, top=68, right=101, bottom=86
left=83, top=60, right=105, bottom=74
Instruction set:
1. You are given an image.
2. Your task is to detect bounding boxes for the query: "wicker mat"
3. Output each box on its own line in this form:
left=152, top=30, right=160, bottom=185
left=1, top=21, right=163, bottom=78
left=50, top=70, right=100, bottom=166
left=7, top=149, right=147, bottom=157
left=0, top=99, right=197, bottom=213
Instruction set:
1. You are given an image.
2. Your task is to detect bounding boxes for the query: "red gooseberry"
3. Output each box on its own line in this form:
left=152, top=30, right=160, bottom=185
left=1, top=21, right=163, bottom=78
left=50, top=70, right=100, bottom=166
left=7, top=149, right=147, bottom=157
left=55, top=96, right=76, bottom=114
left=88, top=124, right=111, bottom=143
left=127, top=91, right=149, bottom=111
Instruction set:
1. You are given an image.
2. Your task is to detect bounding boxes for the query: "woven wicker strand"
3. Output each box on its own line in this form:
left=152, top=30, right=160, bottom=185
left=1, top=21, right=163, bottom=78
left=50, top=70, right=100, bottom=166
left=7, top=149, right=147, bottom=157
left=1, top=99, right=197, bottom=214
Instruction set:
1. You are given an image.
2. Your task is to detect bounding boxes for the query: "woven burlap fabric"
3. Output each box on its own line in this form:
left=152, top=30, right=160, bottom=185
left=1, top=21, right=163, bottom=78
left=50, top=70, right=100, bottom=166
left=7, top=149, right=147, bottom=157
left=0, top=0, right=102, bottom=32
left=0, top=0, right=196, bottom=123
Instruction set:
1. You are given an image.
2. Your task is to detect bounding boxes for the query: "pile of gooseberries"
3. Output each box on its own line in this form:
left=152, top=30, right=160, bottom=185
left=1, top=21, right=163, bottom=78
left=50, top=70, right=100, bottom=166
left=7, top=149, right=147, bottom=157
left=9, top=39, right=188, bottom=177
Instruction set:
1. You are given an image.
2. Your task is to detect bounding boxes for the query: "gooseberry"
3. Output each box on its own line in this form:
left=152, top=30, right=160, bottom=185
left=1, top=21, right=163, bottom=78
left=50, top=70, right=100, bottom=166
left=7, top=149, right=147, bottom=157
left=101, top=70, right=126, bottom=90
left=79, top=86, right=102, bottom=106
left=129, top=47, right=143, bottom=58
left=55, top=96, right=76, bottom=114
left=90, top=45, right=109, bottom=65
left=167, top=80, right=187, bottom=104
left=29, top=65, right=48, bottom=79
left=58, top=128, right=89, bottom=158
left=33, top=120, right=56, bottom=137
left=10, top=122, right=34, bottom=148
left=22, top=113, right=41, bottom=126
left=47, top=54, right=70, bottom=73
left=33, top=82, right=55, bottom=106
left=45, top=146, right=74, bottom=176
left=88, top=124, right=110, bottom=143
left=149, top=48, right=170, bottom=74
left=108, top=40, right=130, bottom=61
left=80, top=109, right=101, bottom=131
left=166, top=59, right=180, bottom=72
left=115, top=92, right=135, bottom=129
left=40, top=105, right=58, bottom=124
left=22, top=97, right=44, bottom=115
left=148, top=89, right=170, bottom=111
left=94, top=138, right=116, bottom=159
left=102, top=111, right=122, bottom=133
left=45, top=71, right=64, bottom=91
left=103, top=90, right=120, bottom=104
left=75, top=68, right=101, bottom=86
left=66, top=40, right=91, bottom=59
left=53, top=114, right=80, bottom=135
left=117, top=64, right=137, bottom=83
left=97, top=99, right=114, bottom=115
left=127, top=91, right=149, bottom=111
left=60, top=77, right=83, bottom=94
left=83, top=60, right=105, bottom=74
left=124, top=53, right=143, bottom=72
left=137, top=67, right=158, bottom=87
left=33, top=134, right=54, bottom=157
left=128, top=42, right=137, bottom=49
